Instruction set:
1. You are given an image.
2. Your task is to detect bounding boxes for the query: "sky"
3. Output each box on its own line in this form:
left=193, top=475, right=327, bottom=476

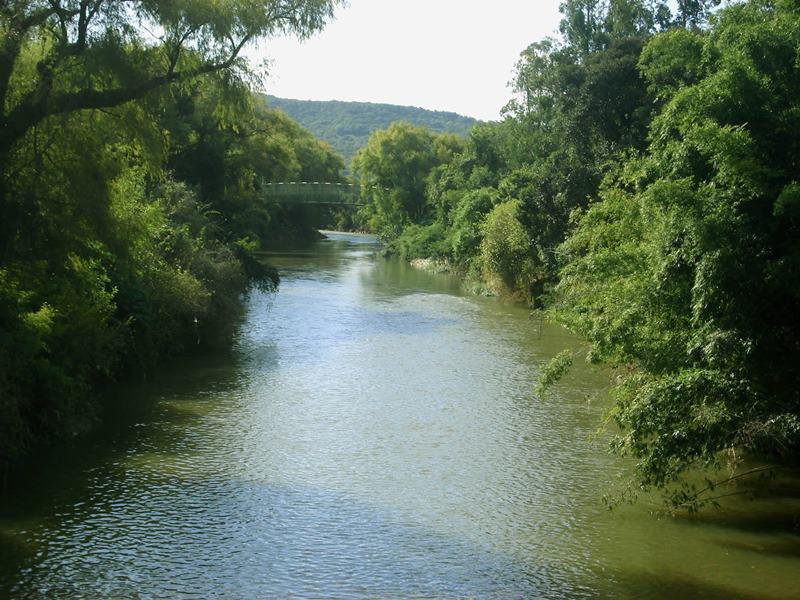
left=246, top=1, right=564, bottom=122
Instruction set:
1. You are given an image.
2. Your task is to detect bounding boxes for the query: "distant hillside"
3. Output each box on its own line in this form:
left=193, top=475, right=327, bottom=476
left=263, top=95, right=478, bottom=164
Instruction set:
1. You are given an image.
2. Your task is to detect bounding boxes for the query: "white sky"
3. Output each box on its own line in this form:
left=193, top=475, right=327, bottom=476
left=246, top=1, right=563, bottom=122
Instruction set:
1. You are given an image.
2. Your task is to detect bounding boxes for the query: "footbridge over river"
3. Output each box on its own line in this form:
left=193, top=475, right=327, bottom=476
left=261, top=181, right=368, bottom=206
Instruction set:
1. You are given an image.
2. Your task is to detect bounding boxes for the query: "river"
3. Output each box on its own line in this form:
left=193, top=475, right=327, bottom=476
left=1, top=232, right=798, bottom=599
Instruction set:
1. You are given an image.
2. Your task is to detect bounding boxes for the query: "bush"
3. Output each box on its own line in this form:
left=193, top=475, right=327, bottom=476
left=480, top=200, right=538, bottom=293
left=390, top=223, right=450, bottom=260
left=447, top=187, right=497, bottom=265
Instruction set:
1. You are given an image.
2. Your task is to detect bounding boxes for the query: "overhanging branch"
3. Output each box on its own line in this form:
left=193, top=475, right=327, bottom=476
left=2, top=33, right=254, bottom=151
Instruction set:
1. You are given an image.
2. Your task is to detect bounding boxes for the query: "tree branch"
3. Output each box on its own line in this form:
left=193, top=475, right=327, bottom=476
left=166, top=25, right=200, bottom=76
left=3, top=33, right=254, bottom=151
left=17, top=3, right=78, bottom=33
left=1, top=4, right=73, bottom=109
left=693, top=465, right=780, bottom=498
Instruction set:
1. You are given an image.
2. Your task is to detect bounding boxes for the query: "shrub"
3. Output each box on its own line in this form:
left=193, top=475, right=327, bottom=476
left=480, top=200, right=538, bottom=293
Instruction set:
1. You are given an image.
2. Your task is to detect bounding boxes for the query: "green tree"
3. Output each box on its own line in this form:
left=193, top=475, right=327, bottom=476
left=675, top=0, right=723, bottom=29
left=164, top=83, right=344, bottom=245
left=352, top=122, right=462, bottom=236
left=0, top=0, right=341, bottom=165
left=605, top=0, right=665, bottom=38
left=555, top=0, right=800, bottom=509
left=637, top=27, right=707, bottom=105
left=559, top=0, right=609, bottom=56
left=1, top=0, right=342, bottom=259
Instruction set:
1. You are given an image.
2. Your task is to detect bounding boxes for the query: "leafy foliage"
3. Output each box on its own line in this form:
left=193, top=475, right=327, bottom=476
left=554, top=0, right=800, bottom=507
left=0, top=0, right=342, bottom=162
left=536, top=350, right=575, bottom=398
left=480, top=200, right=539, bottom=295
left=351, top=122, right=464, bottom=238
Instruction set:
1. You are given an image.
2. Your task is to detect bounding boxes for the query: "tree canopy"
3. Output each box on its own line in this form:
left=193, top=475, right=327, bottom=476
left=0, top=0, right=341, bottom=159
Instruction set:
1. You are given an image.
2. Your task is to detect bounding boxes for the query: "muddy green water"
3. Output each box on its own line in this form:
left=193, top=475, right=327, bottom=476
left=1, top=232, right=799, bottom=599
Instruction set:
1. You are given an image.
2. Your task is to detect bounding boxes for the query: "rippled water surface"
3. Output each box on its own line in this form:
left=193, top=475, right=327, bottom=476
left=1, top=232, right=799, bottom=599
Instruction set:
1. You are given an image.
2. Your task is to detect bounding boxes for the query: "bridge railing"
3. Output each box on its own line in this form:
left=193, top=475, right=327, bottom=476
left=259, top=181, right=389, bottom=206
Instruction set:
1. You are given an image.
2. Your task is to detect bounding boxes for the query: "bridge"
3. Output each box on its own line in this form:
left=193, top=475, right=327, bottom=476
left=261, top=181, right=366, bottom=206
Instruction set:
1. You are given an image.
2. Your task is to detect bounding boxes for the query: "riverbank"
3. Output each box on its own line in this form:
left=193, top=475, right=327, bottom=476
left=0, top=277, right=256, bottom=487
left=406, top=256, right=534, bottom=302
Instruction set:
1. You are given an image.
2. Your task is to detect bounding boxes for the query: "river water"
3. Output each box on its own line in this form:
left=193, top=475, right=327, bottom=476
left=1, top=232, right=798, bottom=599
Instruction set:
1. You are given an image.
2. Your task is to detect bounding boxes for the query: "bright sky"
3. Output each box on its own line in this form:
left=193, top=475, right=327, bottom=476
left=246, top=1, right=563, bottom=122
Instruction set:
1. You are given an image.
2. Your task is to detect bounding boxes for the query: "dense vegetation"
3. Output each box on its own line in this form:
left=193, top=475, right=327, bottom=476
left=353, top=0, right=800, bottom=509
left=0, top=1, right=344, bottom=469
left=264, top=95, right=476, bottom=163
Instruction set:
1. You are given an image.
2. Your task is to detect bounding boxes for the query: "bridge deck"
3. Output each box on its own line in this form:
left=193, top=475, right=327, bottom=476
left=261, top=182, right=364, bottom=205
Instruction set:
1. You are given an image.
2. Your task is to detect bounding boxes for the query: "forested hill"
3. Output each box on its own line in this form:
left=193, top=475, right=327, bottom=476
left=263, top=95, right=477, bottom=163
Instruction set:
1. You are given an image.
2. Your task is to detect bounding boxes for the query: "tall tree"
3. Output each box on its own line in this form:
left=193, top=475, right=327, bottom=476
left=605, top=0, right=671, bottom=37
left=675, top=0, right=723, bottom=28
left=0, top=2, right=345, bottom=464
left=559, top=0, right=609, bottom=55
left=0, top=0, right=341, bottom=164
left=352, top=122, right=463, bottom=236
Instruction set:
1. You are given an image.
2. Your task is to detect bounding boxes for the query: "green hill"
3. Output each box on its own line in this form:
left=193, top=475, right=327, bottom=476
left=263, top=95, right=478, bottom=164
